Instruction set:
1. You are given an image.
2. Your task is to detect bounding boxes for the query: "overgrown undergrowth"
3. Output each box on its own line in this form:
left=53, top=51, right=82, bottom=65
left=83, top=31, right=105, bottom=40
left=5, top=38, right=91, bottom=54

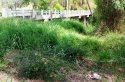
left=0, top=18, right=125, bottom=81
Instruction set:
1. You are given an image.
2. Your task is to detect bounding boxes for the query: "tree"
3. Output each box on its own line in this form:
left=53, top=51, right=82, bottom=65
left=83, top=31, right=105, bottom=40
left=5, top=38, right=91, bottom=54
left=95, top=0, right=125, bottom=31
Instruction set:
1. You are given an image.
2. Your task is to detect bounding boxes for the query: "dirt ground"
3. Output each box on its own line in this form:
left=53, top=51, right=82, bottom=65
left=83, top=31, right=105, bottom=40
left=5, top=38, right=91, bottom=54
left=0, top=71, right=124, bottom=82
left=0, top=72, right=44, bottom=82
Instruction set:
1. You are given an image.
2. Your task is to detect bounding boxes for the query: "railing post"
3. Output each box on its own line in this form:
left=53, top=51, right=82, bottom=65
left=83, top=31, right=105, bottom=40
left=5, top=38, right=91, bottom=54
left=72, top=10, right=73, bottom=16
left=54, top=10, right=56, bottom=15
left=32, top=10, right=35, bottom=18
left=2, top=8, right=8, bottom=18
left=66, top=10, right=68, bottom=18
left=41, top=10, right=43, bottom=15
left=49, top=10, right=50, bottom=15
left=46, top=10, right=47, bottom=15
left=23, top=10, right=25, bottom=19
left=84, top=16, right=87, bottom=26
left=60, top=10, right=62, bottom=17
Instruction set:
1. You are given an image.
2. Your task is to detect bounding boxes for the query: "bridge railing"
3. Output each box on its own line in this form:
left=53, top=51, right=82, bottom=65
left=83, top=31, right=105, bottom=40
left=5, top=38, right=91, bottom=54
left=11, top=10, right=32, bottom=16
left=1, top=9, right=92, bottom=19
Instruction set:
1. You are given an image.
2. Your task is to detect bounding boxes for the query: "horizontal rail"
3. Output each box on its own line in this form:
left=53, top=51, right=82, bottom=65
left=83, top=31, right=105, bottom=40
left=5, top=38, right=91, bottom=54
left=1, top=10, right=93, bottom=19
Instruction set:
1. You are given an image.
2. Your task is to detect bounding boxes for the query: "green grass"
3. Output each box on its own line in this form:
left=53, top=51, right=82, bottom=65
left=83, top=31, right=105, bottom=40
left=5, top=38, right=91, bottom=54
left=0, top=18, right=124, bottom=81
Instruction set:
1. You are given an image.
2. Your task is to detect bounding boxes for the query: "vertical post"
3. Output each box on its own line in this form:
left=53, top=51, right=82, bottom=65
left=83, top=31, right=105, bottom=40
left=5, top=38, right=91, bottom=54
left=46, top=10, right=47, bottom=15
left=41, top=10, right=43, bottom=15
left=55, top=10, right=56, bottom=15
left=2, top=8, right=7, bottom=17
left=60, top=10, right=61, bottom=15
left=23, top=10, right=25, bottom=19
left=84, top=16, right=87, bottom=26
left=32, top=10, right=35, bottom=18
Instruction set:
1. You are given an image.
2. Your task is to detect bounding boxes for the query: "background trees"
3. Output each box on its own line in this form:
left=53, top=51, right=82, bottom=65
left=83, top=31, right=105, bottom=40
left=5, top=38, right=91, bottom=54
left=12, top=0, right=95, bottom=10
left=0, top=0, right=96, bottom=10
left=95, top=0, right=125, bottom=31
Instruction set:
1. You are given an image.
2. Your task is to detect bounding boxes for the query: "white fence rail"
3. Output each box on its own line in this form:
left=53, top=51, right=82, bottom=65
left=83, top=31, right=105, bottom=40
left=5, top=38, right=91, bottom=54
left=1, top=10, right=92, bottom=19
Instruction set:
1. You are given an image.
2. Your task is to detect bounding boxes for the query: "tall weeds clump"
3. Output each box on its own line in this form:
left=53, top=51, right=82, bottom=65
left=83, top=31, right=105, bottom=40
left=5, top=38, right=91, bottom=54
left=0, top=18, right=100, bottom=59
left=56, top=33, right=101, bottom=59
left=48, top=19, right=96, bottom=35
left=98, top=33, right=125, bottom=62
left=95, top=0, right=125, bottom=31
left=49, top=19, right=86, bottom=34
left=0, top=31, right=8, bottom=58
left=0, top=19, right=59, bottom=57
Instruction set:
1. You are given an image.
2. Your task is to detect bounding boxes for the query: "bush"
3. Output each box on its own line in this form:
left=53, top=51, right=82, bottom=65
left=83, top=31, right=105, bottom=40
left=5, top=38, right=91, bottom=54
left=14, top=50, right=71, bottom=81
left=84, top=24, right=97, bottom=35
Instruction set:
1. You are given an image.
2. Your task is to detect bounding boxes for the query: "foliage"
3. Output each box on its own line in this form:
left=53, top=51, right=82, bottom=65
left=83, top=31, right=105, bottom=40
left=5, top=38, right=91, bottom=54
left=18, top=0, right=96, bottom=10
left=53, top=3, right=64, bottom=10
left=95, top=0, right=125, bottom=30
left=34, top=0, right=49, bottom=10
left=50, top=19, right=86, bottom=34
left=14, top=50, right=70, bottom=81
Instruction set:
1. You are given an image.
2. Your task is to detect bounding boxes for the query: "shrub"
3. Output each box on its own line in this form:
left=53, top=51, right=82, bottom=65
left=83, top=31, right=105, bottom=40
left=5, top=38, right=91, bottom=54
left=84, top=24, right=97, bottom=35
left=14, top=50, right=71, bottom=81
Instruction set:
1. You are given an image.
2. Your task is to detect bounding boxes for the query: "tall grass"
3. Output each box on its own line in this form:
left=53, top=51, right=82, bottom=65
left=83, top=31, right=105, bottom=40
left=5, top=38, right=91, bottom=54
left=97, top=33, right=125, bottom=67
left=0, top=18, right=125, bottom=62
left=48, top=19, right=96, bottom=35
left=0, top=18, right=99, bottom=58
left=0, top=18, right=125, bottom=80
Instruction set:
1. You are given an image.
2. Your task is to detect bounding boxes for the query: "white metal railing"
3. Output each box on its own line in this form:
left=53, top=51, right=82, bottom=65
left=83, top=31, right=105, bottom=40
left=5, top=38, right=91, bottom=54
left=1, top=10, right=92, bottom=19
